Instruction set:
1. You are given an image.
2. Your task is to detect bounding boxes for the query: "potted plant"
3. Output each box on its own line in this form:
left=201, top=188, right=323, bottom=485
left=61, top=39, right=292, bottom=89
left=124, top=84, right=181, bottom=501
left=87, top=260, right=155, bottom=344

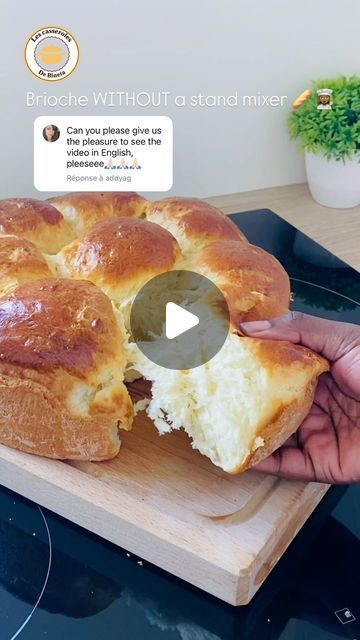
left=289, top=75, right=360, bottom=208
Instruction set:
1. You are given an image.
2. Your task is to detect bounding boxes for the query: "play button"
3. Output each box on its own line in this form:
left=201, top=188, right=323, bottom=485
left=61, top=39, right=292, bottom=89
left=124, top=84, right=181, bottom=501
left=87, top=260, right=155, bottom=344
left=130, top=270, right=230, bottom=370
left=165, top=302, right=199, bottom=339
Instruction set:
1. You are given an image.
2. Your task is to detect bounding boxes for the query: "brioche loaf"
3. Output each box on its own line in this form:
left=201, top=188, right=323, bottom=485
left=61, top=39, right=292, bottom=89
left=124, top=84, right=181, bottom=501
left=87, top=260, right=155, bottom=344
left=0, top=192, right=328, bottom=469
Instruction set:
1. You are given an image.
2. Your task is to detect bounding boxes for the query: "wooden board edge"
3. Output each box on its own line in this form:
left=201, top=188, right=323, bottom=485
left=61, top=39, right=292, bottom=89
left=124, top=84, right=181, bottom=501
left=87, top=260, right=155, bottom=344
left=234, top=482, right=329, bottom=605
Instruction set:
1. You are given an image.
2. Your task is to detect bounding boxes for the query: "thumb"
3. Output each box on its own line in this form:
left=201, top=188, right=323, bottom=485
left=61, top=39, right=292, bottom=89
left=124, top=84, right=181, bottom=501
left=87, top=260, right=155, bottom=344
left=240, top=311, right=360, bottom=363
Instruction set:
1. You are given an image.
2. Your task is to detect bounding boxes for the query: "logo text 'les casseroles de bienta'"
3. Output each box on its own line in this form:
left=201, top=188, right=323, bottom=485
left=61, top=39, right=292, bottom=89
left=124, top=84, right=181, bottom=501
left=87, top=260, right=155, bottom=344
left=24, top=27, right=79, bottom=81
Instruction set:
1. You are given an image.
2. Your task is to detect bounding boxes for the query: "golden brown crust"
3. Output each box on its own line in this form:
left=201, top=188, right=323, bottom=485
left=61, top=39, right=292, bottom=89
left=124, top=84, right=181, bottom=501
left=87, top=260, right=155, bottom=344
left=147, top=197, right=246, bottom=249
left=241, top=379, right=317, bottom=472
left=0, top=198, right=74, bottom=253
left=199, top=240, right=291, bottom=324
left=0, top=278, right=120, bottom=375
left=60, top=217, right=181, bottom=291
left=0, top=235, right=53, bottom=296
left=48, top=191, right=150, bottom=235
left=0, top=372, right=126, bottom=460
left=254, top=337, right=329, bottom=373
left=231, top=338, right=329, bottom=473
left=0, top=277, right=133, bottom=459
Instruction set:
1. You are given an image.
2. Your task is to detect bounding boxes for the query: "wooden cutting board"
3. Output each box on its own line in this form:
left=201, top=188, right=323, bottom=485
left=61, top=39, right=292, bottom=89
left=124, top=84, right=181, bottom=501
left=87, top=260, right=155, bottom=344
left=0, top=378, right=328, bottom=606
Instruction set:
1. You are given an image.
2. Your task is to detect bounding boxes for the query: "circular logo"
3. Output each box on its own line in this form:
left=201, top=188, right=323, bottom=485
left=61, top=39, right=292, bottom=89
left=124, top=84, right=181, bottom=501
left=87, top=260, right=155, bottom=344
left=24, top=26, right=79, bottom=81
left=130, top=270, right=230, bottom=370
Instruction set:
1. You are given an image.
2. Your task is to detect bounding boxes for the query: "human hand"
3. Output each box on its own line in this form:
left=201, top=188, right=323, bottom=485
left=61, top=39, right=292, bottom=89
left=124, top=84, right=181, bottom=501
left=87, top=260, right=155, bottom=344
left=241, top=312, right=360, bottom=483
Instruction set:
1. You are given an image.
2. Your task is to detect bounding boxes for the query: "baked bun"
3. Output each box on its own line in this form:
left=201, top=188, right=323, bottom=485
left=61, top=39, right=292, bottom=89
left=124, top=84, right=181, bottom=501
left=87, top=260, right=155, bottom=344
left=48, top=191, right=149, bottom=235
left=55, top=217, right=181, bottom=313
left=197, top=240, right=291, bottom=324
left=0, top=235, right=53, bottom=296
left=131, top=333, right=328, bottom=473
left=146, top=197, right=246, bottom=253
left=0, top=278, right=133, bottom=460
left=0, top=198, right=74, bottom=253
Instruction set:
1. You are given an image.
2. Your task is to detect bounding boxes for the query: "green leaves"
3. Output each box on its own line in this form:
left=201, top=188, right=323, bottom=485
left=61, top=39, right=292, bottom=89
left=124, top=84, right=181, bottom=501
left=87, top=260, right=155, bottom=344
left=288, top=75, right=360, bottom=161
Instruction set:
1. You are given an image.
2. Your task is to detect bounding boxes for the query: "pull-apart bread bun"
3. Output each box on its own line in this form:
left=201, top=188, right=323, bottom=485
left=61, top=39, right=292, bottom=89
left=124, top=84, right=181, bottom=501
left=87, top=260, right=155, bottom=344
left=48, top=191, right=150, bottom=236
left=55, top=217, right=181, bottom=328
left=197, top=240, right=291, bottom=323
left=0, top=198, right=74, bottom=253
left=146, top=197, right=246, bottom=253
left=0, top=278, right=133, bottom=459
left=0, top=191, right=328, bottom=471
left=0, top=235, right=53, bottom=296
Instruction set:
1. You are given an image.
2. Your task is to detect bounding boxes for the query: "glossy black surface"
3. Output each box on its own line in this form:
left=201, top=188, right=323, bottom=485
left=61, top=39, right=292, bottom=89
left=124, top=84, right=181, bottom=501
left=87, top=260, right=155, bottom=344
left=232, top=209, right=360, bottom=324
left=0, top=209, right=359, bottom=640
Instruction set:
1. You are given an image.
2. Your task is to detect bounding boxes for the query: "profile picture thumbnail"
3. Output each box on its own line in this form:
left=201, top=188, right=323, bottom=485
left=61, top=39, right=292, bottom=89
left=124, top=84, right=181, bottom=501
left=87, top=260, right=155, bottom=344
left=42, top=124, right=60, bottom=142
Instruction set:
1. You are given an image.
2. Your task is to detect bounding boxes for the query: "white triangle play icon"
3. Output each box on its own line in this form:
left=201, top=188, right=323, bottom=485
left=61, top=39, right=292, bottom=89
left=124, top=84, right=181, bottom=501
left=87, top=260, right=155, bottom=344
left=165, top=302, right=199, bottom=340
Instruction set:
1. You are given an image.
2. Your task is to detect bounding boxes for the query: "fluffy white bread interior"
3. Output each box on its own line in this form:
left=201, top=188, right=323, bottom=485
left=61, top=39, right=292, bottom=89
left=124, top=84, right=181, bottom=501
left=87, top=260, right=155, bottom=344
left=128, top=332, right=327, bottom=473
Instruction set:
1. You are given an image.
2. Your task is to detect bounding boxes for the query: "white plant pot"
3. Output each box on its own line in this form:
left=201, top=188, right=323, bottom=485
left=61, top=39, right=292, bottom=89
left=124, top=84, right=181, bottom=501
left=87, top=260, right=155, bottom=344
left=305, top=151, right=360, bottom=208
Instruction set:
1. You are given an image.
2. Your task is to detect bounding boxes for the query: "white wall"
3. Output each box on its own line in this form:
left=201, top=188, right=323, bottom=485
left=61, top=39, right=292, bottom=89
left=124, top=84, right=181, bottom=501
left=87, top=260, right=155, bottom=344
left=1, top=0, right=359, bottom=200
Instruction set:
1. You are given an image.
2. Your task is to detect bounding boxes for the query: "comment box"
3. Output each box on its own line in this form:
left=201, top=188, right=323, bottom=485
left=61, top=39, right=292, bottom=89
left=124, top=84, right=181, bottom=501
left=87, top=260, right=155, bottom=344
left=34, top=116, right=173, bottom=192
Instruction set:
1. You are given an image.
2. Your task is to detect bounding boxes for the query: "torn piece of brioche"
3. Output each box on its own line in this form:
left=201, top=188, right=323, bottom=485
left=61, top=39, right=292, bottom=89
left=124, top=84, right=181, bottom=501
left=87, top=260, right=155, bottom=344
left=129, top=333, right=328, bottom=473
